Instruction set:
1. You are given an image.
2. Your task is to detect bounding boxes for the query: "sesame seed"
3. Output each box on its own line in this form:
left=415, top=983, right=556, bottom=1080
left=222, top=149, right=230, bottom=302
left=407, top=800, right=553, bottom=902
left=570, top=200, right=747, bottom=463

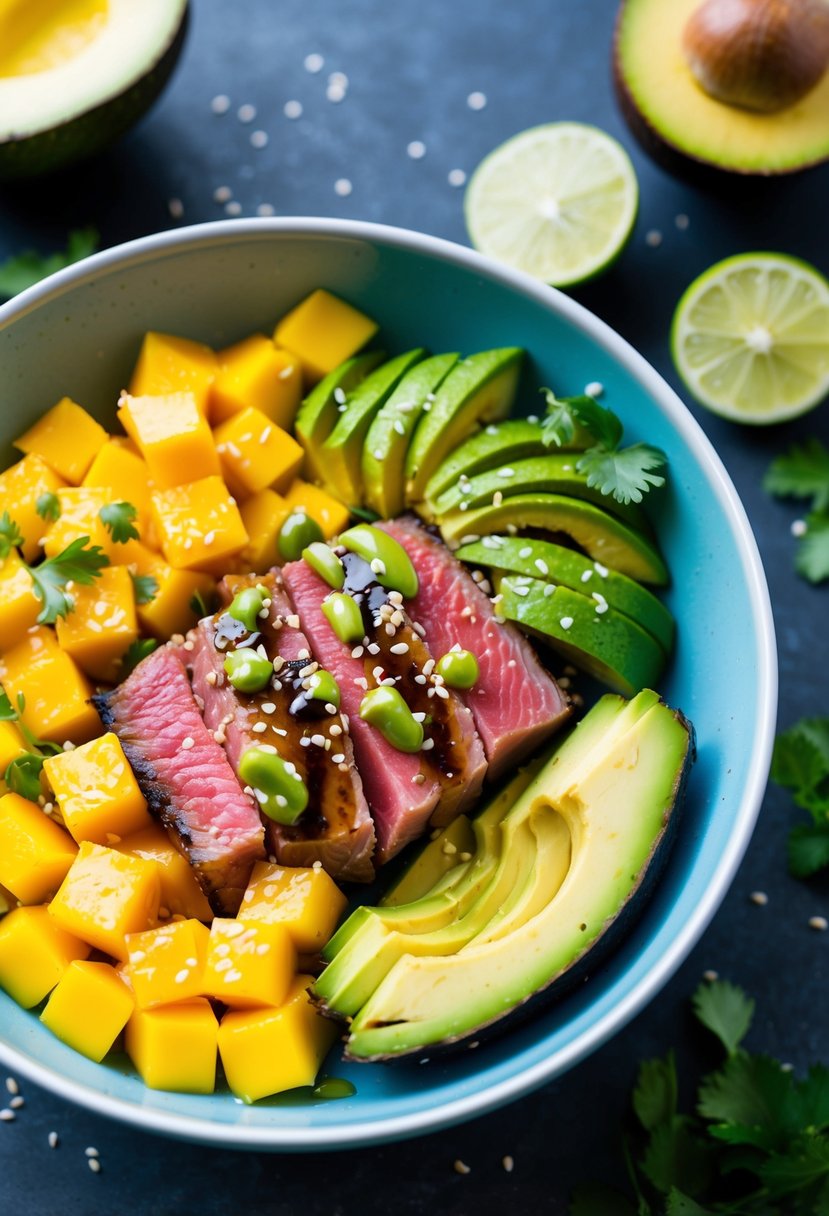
left=791, top=519, right=807, bottom=537
left=331, top=753, right=346, bottom=764
left=435, top=685, right=450, bottom=699
left=9, top=1096, right=23, bottom=1109
left=327, top=82, right=347, bottom=102
left=334, top=178, right=352, bottom=197
left=225, top=200, right=242, bottom=217
left=48, top=1131, right=59, bottom=1148
left=304, top=52, right=324, bottom=73
left=252, top=722, right=268, bottom=734
left=412, top=773, right=426, bottom=784
left=311, top=733, right=326, bottom=747
left=213, top=185, right=232, bottom=203
left=467, top=90, right=487, bottom=110
left=88, top=1158, right=102, bottom=1174
left=534, top=558, right=549, bottom=575
left=809, top=916, right=828, bottom=931
left=257, top=203, right=275, bottom=217
left=498, top=467, right=514, bottom=478
left=543, top=583, right=556, bottom=597
left=351, top=645, right=365, bottom=658
left=448, top=168, right=467, bottom=187
left=675, top=213, right=690, bottom=230
left=175, top=969, right=190, bottom=984
left=211, top=94, right=231, bottom=114
left=284, top=99, right=303, bottom=119
left=203, top=529, right=216, bottom=546
left=5, top=1078, right=18, bottom=1096
left=442, top=841, right=457, bottom=855
left=407, top=140, right=426, bottom=159
left=393, top=420, right=406, bottom=436
left=330, top=723, right=342, bottom=736
left=0, top=1109, right=14, bottom=1122
left=502, top=1155, right=514, bottom=1172
left=370, top=557, right=386, bottom=575
left=454, top=1159, right=471, bottom=1175
left=512, top=585, right=529, bottom=597
left=749, top=891, right=768, bottom=906
left=367, top=642, right=381, bottom=655
left=422, top=738, right=435, bottom=750
left=594, top=562, right=608, bottom=577
left=287, top=615, right=300, bottom=629
left=585, top=381, right=604, bottom=397
left=702, top=969, right=719, bottom=982
left=329, top=70, right=349, bottom=88
left=181, top=736, right=194, bottom=750
left=168, top=198, right=184, bottom=219
left=390, top=642, right=409, bottom=655
left=560, top=616, right=573, bottom=630
left=645, top=229, right=662, bottom=248
left=237, top=103, right=257, bottom=122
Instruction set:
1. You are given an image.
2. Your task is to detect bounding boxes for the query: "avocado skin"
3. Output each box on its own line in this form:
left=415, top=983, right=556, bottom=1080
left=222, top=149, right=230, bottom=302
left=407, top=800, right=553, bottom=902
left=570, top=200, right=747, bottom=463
left=0, top=7, right=189, bottom=181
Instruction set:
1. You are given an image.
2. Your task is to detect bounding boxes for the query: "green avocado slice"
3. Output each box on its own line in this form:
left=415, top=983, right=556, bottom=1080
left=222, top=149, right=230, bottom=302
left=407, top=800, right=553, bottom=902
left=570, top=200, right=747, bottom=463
left=344, top=691, right=693, bottom=1059
left=405, top=348, right=524, bottom=503
left=379, top=814, right=475, bottom=908
left=440, top=492, right=670, bottom=586
left=422, top=418, right=548, bottom=504
left=456, top=536, right=674, bottom=653
left=295, top=351, right=385, bottom=485
left=362, top=353, right=460, bottom=518
left=321, top=348, right=427, bottom=505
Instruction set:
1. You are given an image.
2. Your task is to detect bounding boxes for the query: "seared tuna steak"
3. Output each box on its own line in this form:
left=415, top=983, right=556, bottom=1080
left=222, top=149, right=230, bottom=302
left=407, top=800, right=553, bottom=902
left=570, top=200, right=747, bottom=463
left=95, top=646, right=265, bottom=915
left=381, top=517, right=571, bottom=779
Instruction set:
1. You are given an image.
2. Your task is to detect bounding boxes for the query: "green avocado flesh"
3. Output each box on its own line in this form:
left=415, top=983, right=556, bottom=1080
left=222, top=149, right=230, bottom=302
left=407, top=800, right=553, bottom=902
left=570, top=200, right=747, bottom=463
left=440, top=492, right=670, bottom=586
left=405, top=348, right=524, bottom=501
left=496, top=574, right=666, bottom=696
left=319, top=349, right=427, bottom=505
left=361, top=353, right=460, bottom=518
left=456, top=536, right=674, bottom=654
left=294, top=351, right=385, bottom=485
left=422, top=418, right=548, bottom=503
left=319, top=689, right=693, bottom=1060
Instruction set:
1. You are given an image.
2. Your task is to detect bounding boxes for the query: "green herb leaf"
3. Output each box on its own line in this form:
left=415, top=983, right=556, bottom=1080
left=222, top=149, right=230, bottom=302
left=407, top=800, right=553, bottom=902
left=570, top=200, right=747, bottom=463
left=119, top=638, right=158, bottom=677
left=697, top=1054, right=793, bottom=1150
left=4, top=752, right=45, bottom=802
left=665, top=1191, right=715, bottom=1216
left=99, top=501, right=139, bottom=544
left=693, top=979, right=754, bottom=1056
left=349, top=504, right=382, bottom=523
left=578, top=443, right=667, bottom=505
left=541, top=389, right=623, bottom=450
left=35, top=491, right=61, bottom=522
left=760, top=1138, right=829, bottom=1199
left=189, top=588, right=217, bottom=618
left=130, top=572, right=159, bottom=606
left=0, top=227, right=99, bottom=300
left=764, top=439, right=829, bottom=513
left=28, top=535, right=110, bottom=624
left=788, top=822, right=829, bottom=878
left=633, top=1053, right=678, bottom=1133
left=0, top=688, right=16, bottom=721
left=640, top=1116, right=713, bottom=1198
left=771, top=718, right=829, bottom=817
left=799, top=1065, right=829, bottom=1132
left=0, top=511, right=24, bottom=560
left=795, top=512, right=829, bottom=585
left=569, top=1184, right=639, bottom=1216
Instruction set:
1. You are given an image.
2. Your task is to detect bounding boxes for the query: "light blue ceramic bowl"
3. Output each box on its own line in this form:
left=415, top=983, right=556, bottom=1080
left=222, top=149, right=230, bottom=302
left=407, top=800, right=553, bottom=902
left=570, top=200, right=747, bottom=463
left=0, top=219, right=776, bottom=1149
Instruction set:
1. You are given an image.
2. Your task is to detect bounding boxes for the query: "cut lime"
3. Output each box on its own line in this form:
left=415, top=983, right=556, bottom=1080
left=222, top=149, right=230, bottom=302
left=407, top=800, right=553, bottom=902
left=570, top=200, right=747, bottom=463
left=464, top=122, right=639, bottom=288
left=671, top=253, right=829, bottom=425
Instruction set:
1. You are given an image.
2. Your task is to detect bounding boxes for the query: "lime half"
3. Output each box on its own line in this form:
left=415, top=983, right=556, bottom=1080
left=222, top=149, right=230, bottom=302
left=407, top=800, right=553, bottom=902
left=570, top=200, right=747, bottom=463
left=464, top=122, right=639, bottom=288
left=671, top=253, right=829, bottom=425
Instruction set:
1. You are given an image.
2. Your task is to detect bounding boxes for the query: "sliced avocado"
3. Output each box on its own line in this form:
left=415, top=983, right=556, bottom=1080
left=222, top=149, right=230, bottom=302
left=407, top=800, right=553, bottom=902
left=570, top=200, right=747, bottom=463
left=0, top=1, right=188, bottom=181
left=362, top=353, right=460, bottom=518
left=380, top=813, right=474, bottom=907
left=496, top=574, right=666, bottom=695
left=427, top=454, right=651, bottom=534
left=405, top=348, right=524, bottom=503
left=440, top=492, right=670, bottom=586
left=343, top=691, right=694, bottom=1059
left=294, top=351, right=385, bottom=485
left=321, top=349, right=427, bottom=505
left=457, top=536, right=675, bottom=653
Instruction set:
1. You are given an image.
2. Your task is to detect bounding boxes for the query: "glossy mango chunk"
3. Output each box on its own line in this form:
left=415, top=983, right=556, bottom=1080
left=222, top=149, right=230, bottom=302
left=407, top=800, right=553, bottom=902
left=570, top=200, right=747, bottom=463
left=128, top=332, right=218, bottom=421
left=0, top=905, right=90, bottom=1008
left=43, top=486, right=120, bottom=562
left=125, top=998, right=217, bottom=1093
left=218, top=975, right=338, bottom=1102
left=126, top=918, right=209, bottom=1009
left=151, top=476, right=248, bottom=573
left=43, top=732, right=151, bottom=847
left=82, top=440, right=154, bottom=534
left=40, top=960, right=134, bottom=1062
left=202, top=918, right=295, bottom=1009
left=0, top=551, right=40, bottom=651
left=120, top=540, right=215, bottom=639
left=0, top=455, right=67, bottom=562
left=0, top=791, right=78, bottom=904
left=214, top=406, right=303, bottom=498
left=0, top=721, right=25, bottom=785
left=49, top=841, right=161, bottom=961
left=114, top=823, right=213, bottom=922
left=211, top=335, right=303, bottom=428
left=54, top=565, right=138, bottom=683
left=238, top=488, right=290, bottom=572
left=15, top=398, right=108, bottom=485
left=238, top=862, right=347, bottom=953
left=0, top=627, right=100, bottom=745
left=118, top=392, right=220, bottom=492
left=274, top=290, right=378, bottom=384
left=282, top=479, right=351, bottom=540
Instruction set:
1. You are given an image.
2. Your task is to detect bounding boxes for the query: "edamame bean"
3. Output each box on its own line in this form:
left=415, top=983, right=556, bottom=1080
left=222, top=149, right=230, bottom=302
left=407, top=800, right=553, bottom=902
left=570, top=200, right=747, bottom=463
left=359, top=685, right=424, bottom=753
left=302, top=541, right=345, bottom=589
left=238, top=746, right=309, bottom=825
left=306, top=670, right=341, bottom=709
left=278, top=511, right=324, bottom=561
left=435, top=648, right=479, bottom=689
left=338, top=524, right=419, bottom=598
left=322, top=592, right=364, bottom=644
left=228, top=584, right=268, bottom=632
left=224, top=649, right=273, bottom=693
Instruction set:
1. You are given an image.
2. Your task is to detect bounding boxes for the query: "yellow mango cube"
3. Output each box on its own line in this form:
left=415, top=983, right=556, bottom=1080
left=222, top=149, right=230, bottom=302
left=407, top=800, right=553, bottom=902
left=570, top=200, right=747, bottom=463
left=239, top=862, right=347, bottom=953
left=151, top=476, right=248, bottom=573
left=0, top=791, right=78, bottom=904
left=15, top=398, right=108, bottom=485
left=54, top=565, right=138, bottom=683
left=0, top=551, right=40, bottom=650
left=119, top=540, right=215, bottom=638
left=0, top=628, right=100, bottom=745
left=125, top=998, right=217, bottom=1093
left=129, top=331, right=218, bottom=420
left=82, top=440, right=154, bottom=533
left=274, top=290, right=378, bottom=384
left=238, top=489, right=290, bottom=572
left=0, top=720, right=25, bottom=778
left=218, top=975, right=338, bottom=1102
left=43, top=486, right=121, bottom=562
left=114, top=823, right=213, bottom=922
left=0, top=455, right=67, bottom=562
left=43, top=732, right=150, bottom=847
left=282, top=479, right=350, bottom=539
left=0, top=905, right=90, bottom=1008
left=49, top=842, right=161, bottom=961
left=40, top=960, right=134, bottom=1061
left=126, top=918, right=210, bottom=1009
left=214, top=407, right=303, bottom=498
left=211, top=335, right=303, bottom=427
left=118, top=393, right=220, bottom=491
left=202, top=918, right=295, bottom=1009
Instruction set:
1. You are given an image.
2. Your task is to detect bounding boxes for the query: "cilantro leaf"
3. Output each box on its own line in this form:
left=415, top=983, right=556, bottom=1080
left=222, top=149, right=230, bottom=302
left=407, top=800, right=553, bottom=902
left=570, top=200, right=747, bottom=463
left=578, top=444, right=667, bottom=505
left=764, top=439, right=829, bottom=514
left=189, top=588, right=217, bottom=618
left=35, top=491, right=61, bottom=522
left=4, top=752, right=45, bottom=802
left=130, top=572, right=159, bottom=606
left=119, top=638, right=158, bottom=677
left=28, top=535, right=109, bottom=624
left=640, top=1116, right=713, bottom=1198
left=697, top=1054, right=794, bottom=1151
left=665, top=1192, right=715, bottom=1216
left=99, top=501, right=139, bottom=544
left=541, top=389, right=623, bottom=450
left=798, top=1065, right=829, bottom=1133
left=349, top=504, right=382, bottom=523
left=633, top=1053, right=678, bottom=1133
left=693, top=979, right=754, bottom=1056
left=0, top=227, right=99, bottom=300
left=569, top=1185, right=639, bottom=1216
left=0, top=688, right=16, bottom=721
left=0, top=511, right=24, bottom=560
left=771, top=718, right=829, bottom=816
left=787, top=822, right=829, bottom=878
left=760, top=1138, right=829, bottom=1199
left=795, top=512, right=829, bottom=585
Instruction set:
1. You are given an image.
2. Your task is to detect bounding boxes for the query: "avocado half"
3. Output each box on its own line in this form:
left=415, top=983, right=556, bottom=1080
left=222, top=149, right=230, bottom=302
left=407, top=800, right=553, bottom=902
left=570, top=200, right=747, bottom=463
left=613, top=0, right=829, bottom=178
left=0, top=0, right=189, bottom=181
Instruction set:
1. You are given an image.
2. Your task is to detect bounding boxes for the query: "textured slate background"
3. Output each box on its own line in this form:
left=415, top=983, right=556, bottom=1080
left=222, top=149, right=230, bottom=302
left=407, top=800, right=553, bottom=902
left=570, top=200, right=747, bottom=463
left=0, top=0, right=827, bottom=1210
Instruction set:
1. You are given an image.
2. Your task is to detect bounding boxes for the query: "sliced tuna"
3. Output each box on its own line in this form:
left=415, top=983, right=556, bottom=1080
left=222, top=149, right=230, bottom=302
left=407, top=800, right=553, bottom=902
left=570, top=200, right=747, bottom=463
left=381, top=517, right=571, bottom=779
left=188, top=572, right=375, bottom=884
left=94, top=646, right=265, bottom=915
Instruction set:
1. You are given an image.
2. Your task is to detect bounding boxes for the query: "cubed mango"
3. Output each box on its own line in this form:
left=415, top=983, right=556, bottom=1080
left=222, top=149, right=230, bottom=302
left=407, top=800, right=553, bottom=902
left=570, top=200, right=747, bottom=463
left=43, top=486, right=120, bottom=562
left=0, top=455, right=67, bottom=562
left=49, top=841, right=161, bottom=961
left=82, top=440, right=154, bottom=534
left=0, top=791, right=78, bottom=904
left=43, top=732, right=150, bottom=847
left=214, top=406, right=303, bottom=497
left=15, top=398, right=108, bottom=485
left=125, top=998, right=217, bottom=1093
left=0, top=551, right=40, bottom=651
left=0, top=627, right=100, bottom=745
left=126, top=918, right=209, bottom=1009
left=0, top=905, right=90, bottom=1008
left=0, top=720, right=25, bottom=779
left=238, top=862, right=347, bottom=953
left=40, top=960, right=134, bottom=1061
left=211, top=335, right=303, bottom=428
left=54, top=565, right=138, bottom=683
left=151, top=476, right=248, bottom=573
left=238, top=489, right=289, bottom=572
left=282, top=479, right=350, bottom=539
left=202, top=918, right=295, bottom=1009
left=128, top=331, right=218, bottom=420
left=120, top=540, right=215, bottom=638
left=118, top=393, right=220, bottom=491
left=274, top=290, right=378, bottom=384
left=114, top=823, right=213, bottom=922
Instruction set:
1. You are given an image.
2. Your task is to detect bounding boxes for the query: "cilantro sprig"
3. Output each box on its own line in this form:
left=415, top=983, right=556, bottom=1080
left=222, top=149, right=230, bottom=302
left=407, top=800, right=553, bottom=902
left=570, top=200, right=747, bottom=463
left=35, top=491, right=61, bottom=522
left=119, top=638, right=158, bottom=677
left=765, top=440, right=829, bottom=585
left=541, top=389, right=667, bottom=505
left=99, top=501, right=139, bottom=544
left=0, top=689, right=62, bottom=802
left=0, top=511, right=109, bottom=623
left=130, top=572, right=159, bottom=606
left=0, top=227, right=99, bottom=301
left=771, top=717, right=829, bottom=877
left=571, top=979, right=829, bottom=1215
left=0, top=511, right=24, bottom=560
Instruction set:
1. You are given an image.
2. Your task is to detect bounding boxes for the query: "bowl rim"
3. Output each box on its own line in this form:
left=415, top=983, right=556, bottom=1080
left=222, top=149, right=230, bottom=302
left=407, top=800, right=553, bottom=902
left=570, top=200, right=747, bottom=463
left=0, top=216, right=778, bottom=1149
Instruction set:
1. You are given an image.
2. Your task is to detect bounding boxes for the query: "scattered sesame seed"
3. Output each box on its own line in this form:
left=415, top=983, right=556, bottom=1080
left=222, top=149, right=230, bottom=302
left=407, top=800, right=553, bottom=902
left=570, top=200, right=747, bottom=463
left=560, top=617, right=574, bottom=630
left=585, top=381, right=604, bottom=397
left=390, top=642, right=409, bottom=655
left=333, top=387, right=347, bottom=404
left=304, top=52, right=324, bottom=73
left=300, top=736, right=311, bottom=747
left=284, top=99, right=303, bottom=119
left=809, top=916, right=828, bottom=931
left=287, top=615, right=300, bottom=629
left=467, top=91, right=487, bottom=110
left=594, top=561, right=608, bottom=577
left=326, top=82, right=347, bottom=102
left=702, top=969, right=719, bottom=982
left=407, top=140, right=426, bottom=159
left=512, top=585, right=530, bottom=597
left=329, top=71, right=349, bottom=88
left=367, top=642, right=381, bottom=654
left=8, top=1096, right=23, bottom=1110
left=168, top=198, right=184, bottom=219
left=48, top=1131, right=59, bottom=1148
left=88, top=1158, right=102, bottom=1174
left=0, top=1109, right=14, bottom=1122
left=211, top=94, right=231, bottom=114
left=5, top=1078, right=18, bottom=1096
left=334, top=178, right=353, bottom=197
left=331, top=752, right=346, bottom=764
left=435, top=685, right=450, bottom=699
left=237, top=103, right=257, bottom=122
left=534, top=558, right=549, bottom=575
left=443, top=840, right=457, bottom=855
left=174, top=969, right=190, bottom=984
left=213, top=185, right=232, bottom=203
left=498, top=467, right=514, bottom=478
left=448, top=168, right=467, bottom=187
left=422, top=737, right=435, bottom=750
left=502, top=1155, right=514, bottom=1172
left=311, top=733, right=326, bottom=747
left=252, top=722, right=268, bottom=734
left=749, top=891, right=768, bottom=906
left=393, top=419, right=406, bottom=436
left=257, top=203, right=276, bottom=217
left=225, top=200, right=243, bottom=217
left=250, top=129, right=269, bottom=148
left=454, top=1159, right=471, bottom=1175
left=330, top=723, right=342, bottom=736
left=675, top=213, right=690, bottom=230
left=181, top=736, right=194, bottom=750
left=370, top=557, right=386, bottom=575
left=412, top=772, right=426, bottom=785
left=791, top=519, right=807, bottom=537
left=645, top=229, right=663, bottom=248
